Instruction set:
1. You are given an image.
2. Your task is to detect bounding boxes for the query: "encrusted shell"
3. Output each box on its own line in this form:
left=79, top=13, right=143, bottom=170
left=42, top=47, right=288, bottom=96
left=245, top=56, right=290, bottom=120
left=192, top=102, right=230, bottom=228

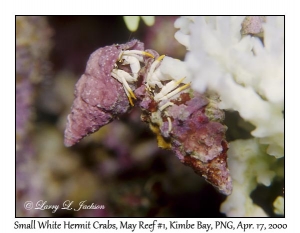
left=64, top=40, right=144, bottom=147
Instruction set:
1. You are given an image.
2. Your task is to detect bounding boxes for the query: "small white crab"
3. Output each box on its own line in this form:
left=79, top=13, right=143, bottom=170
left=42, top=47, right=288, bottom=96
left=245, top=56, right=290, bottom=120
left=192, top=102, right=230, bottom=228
left=111, top=50, right=154, bottom=106
left=146, top=55, right=191, bottom=111
left=145, top=55, right=191, bottom=134
left=111, top=50, right=190, bottom=111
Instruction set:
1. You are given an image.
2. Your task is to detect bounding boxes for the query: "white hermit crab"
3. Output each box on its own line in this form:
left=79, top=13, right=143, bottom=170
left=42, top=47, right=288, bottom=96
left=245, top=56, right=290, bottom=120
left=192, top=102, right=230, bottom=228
left=111, top=50, right=190, bottom=109
left=111, top=50, right=153, bottom=106
left=146, top=55, right=191, bottom=111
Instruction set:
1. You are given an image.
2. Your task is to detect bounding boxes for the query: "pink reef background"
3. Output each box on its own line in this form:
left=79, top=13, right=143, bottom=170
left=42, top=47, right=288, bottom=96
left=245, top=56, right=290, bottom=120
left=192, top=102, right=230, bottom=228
left=16, top=16, right=283, bottom=217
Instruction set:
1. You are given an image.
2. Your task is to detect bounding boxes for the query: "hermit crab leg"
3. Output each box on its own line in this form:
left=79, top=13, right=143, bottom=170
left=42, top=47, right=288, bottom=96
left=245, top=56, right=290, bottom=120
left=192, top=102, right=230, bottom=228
left=159, top=102, right=174, bottom=111
left=120, top=82, right=134, bottom=106
left=159, top=82, right=191, bottom=102
left=167, top=117, right=172, bottom=133
left=146, top=55, right=165, bottom=88
left=118, top=50, right=154, bottom=62
left=154, top=77, right=187, bottom=102
left=111, top=69, right=137, bottom=106
left=111, top=50, right=154, bottom=106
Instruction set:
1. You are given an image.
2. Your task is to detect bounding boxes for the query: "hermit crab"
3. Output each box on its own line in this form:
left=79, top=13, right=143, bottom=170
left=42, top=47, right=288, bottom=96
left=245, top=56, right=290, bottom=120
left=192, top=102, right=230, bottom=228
left=64, top=40, right=232, bottom=195
left=111, top=49, right=154, bottom=106
left=145, top=54, right=191, bottom=111
left=110, top=45, right=190, bottom=109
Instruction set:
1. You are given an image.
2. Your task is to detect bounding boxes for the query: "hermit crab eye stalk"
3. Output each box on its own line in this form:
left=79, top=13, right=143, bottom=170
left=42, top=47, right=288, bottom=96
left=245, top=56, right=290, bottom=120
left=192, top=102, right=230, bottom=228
left=111, top=50, right=154, bottom=106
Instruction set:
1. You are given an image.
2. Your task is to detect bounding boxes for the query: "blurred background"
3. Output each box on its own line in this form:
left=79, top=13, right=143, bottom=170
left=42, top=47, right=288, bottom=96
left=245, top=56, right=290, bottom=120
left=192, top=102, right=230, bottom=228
left=16, top=16, right=282, bottom=217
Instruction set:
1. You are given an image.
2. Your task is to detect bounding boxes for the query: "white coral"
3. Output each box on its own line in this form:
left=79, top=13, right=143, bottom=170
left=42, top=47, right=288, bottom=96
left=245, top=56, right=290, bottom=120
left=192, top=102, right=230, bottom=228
left=174, top=16, right=284, bottom=158
left=273, top=196, right=284, bottom=215
left=170, top=16, right=284, bottom=217
left=220, top=139, right=276, bottom=217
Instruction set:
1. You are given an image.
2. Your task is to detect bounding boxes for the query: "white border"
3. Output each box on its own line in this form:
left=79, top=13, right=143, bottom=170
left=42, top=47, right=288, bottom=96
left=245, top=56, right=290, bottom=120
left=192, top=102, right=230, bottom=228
left=3, top=0, right=297, bottom=232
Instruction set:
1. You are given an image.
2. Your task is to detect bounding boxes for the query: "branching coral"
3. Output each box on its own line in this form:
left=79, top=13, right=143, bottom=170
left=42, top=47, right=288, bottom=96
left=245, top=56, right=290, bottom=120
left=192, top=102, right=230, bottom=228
left=173, top=16, right=284, bottom=216
left=220, top=138, right=277, bottom=216
left=174, top=16, right=284, bottom=158
left=273, top=196, right=284, bottom=215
